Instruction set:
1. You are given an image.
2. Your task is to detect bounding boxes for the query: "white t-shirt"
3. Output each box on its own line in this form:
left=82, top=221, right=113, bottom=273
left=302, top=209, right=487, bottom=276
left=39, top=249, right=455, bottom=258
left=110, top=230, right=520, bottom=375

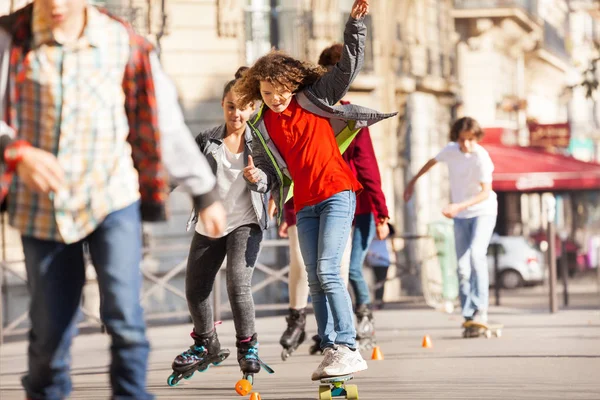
left=196, top=146, right=258, bottom=237
left=434, top=142, right=498, bottom=219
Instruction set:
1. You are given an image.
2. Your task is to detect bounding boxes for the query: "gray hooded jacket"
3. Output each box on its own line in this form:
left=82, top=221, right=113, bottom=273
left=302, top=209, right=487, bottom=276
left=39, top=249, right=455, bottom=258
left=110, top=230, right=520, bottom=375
left=186, top=124, right=268, bottom=231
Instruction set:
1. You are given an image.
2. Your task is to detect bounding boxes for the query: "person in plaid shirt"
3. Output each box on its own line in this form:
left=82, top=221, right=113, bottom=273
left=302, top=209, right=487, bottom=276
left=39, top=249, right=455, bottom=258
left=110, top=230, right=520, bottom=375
left=0, top=1, right=226, bottom=399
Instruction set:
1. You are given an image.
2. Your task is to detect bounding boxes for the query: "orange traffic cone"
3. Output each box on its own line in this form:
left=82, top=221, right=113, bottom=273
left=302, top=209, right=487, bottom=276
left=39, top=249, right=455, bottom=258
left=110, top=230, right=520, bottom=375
left=422, top=335, right=433, bottom=348
left=250, top=392, right=262, bottom=400
left=371, top=345, right=384, bottom=360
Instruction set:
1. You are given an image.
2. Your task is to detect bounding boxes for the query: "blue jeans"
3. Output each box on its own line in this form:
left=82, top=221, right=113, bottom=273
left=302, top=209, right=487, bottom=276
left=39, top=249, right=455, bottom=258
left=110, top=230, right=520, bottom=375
left=21, top=201, right=153, bottom=400
left=296, top=190, right=357, bottom=350
left=453, top=215, right=497, bottom=320
left=348, top=213, right=376, bottom=307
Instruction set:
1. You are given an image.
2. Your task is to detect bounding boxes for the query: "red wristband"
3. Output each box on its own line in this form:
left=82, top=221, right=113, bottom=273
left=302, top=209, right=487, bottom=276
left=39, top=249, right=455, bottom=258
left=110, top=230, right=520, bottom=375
left=4, top=140, right=31, bottom=173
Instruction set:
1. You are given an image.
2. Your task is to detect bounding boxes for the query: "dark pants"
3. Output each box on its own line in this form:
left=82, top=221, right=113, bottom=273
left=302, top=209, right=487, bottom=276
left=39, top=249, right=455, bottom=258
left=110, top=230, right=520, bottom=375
left=21, top=201, right=152, bottom=400
left=185, top=224, right=262, bottom=338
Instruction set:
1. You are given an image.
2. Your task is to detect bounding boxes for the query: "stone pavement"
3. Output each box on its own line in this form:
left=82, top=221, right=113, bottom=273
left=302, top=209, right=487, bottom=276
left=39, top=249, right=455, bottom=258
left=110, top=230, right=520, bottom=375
left=1, top=285, right=599, bottom=400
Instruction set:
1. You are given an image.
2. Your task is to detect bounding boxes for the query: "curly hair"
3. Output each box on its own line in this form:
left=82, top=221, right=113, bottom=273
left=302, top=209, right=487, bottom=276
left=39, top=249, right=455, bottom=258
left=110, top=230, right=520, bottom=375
left=318, top=43, right=343, bottom=68
left=449, top=117, right=484, bottom=142
left=233, top=50, right=327, bottom=109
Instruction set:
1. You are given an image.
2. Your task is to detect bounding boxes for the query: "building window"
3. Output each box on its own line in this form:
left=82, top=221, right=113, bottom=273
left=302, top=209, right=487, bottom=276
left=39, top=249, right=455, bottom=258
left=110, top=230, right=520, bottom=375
left=244, top=0, right=308, bottom=65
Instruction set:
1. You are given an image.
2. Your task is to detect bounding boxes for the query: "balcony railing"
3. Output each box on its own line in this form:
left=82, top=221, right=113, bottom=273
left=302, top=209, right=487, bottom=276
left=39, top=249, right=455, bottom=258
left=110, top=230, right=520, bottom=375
left=454, top=0, right=539, bottom=20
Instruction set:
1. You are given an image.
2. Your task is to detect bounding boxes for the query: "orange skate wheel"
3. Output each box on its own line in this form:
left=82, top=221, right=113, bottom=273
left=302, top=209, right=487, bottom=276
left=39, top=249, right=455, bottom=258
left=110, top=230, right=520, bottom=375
left=249, top=392, right=262, bottom=400
left=235, top=379, right=252, bottom=396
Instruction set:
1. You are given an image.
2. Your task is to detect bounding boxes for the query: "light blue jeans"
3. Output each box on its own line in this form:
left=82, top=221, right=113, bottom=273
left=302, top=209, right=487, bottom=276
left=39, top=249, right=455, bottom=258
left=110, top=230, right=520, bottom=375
left=296, top=190, right=357, bottom=350
left=21, top=201, right=153, bottom=400
left=348, top=212, right=376, bottom=307
left=453, top=215, right=497, bottom=320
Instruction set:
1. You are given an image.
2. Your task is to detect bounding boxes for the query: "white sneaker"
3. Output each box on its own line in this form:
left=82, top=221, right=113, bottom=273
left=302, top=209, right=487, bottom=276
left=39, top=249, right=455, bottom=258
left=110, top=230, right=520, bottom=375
left=311, top=347, right=336, bottom=381
left=322, top=345, right=368, bottom=378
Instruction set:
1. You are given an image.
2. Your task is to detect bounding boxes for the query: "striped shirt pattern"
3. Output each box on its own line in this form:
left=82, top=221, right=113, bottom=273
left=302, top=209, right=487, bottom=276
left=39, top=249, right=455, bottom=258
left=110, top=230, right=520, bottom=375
left=8, top=4, right=140, bottom=243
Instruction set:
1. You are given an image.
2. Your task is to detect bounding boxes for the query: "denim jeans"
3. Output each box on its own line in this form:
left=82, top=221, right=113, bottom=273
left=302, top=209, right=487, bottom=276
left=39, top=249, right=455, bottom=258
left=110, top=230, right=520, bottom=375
left=21, top=201, right=153, bottom=400
left=348, top=212, right=376, bottom=307
left=453, top=215, right=497, bottom=320
left=296, top=190, right=357, bottom=350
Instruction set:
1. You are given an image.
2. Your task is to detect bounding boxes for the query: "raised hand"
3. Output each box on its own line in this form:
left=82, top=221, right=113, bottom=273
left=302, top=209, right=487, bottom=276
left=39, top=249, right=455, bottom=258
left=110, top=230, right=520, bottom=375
left=350, top=0, right=369, bottom=19
left=243, top=155, right=260, bottom=184
left=16, top=147, right=65, bottom=194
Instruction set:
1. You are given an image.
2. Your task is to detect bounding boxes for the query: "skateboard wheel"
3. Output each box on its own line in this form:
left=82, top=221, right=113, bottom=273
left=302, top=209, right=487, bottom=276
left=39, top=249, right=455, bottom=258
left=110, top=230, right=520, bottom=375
left=249, top=392, right=261, bottom=400
left=484, top=330, right=492, bottom=339
left=495, top=330, right=502, bottom=338
left=345, top=384, right=359, bottom=400
left=235, top=379, right=252, bottom=396
left=319, top=385, right=332, bottom=400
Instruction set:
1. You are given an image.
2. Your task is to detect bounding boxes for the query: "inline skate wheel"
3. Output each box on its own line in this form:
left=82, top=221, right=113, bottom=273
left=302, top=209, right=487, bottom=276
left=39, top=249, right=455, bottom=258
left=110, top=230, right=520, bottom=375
left=167, top=373, right=180, bottom=387
left=235, top=378, right=252, bottom=396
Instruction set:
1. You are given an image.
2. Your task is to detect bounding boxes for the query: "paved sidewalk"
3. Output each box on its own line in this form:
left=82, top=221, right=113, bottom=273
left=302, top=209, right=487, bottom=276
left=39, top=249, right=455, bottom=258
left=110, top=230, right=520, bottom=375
left=1, top=299, right=599, bottom=400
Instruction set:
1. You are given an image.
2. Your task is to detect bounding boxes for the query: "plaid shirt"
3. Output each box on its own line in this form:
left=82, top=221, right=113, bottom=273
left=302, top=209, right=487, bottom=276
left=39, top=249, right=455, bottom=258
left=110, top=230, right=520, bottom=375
left=1, top=4, right=169, bottom=243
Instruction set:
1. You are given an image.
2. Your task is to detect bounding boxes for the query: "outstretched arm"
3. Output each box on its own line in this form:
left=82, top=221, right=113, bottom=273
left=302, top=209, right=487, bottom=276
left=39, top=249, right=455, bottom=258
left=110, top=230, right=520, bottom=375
left=403, top=158, right=438, bottom=202
left=308, top=0, right=369, bottom=105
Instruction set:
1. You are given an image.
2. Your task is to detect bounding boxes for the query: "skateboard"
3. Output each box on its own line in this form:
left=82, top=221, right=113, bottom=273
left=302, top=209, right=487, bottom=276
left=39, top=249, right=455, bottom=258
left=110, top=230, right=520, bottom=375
left=318, top=374, right=359, bottom=400
left=462, top=320, right=503, bottom=339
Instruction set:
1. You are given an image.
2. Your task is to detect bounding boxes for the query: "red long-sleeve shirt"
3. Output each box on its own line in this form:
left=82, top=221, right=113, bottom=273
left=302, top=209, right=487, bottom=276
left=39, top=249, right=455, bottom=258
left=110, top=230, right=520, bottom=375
left=284, top=125, right=388, bottom=226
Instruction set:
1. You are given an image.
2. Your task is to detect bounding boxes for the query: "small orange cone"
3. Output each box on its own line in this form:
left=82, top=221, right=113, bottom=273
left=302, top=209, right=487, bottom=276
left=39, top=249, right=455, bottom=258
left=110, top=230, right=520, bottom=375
left=249, top=392, right=262, bottom=400
left=371, top=345, right=384, bottom=360
left=422, top=335, right=433, bottom=348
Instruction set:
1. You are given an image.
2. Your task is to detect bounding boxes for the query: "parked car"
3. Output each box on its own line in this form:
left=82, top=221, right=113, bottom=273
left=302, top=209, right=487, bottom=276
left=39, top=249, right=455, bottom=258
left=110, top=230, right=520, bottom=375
left=487, top=235, right=545, bottom=289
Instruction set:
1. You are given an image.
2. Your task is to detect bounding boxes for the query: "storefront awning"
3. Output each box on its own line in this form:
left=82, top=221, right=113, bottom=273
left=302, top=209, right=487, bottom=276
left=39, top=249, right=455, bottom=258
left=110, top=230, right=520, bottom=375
left=483, top=144, right=600, bottom=192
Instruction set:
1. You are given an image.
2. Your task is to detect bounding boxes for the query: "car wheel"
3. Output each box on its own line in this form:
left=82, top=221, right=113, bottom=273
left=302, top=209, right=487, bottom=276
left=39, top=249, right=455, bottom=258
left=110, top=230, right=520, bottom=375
left=500, top=269, right=523, bottom=290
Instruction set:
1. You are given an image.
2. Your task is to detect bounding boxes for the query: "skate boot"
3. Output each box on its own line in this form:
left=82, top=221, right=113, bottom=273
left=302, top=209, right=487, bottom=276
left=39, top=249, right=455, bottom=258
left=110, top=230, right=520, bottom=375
left=308, top=334, right=324, bottom=355
left=236, top=333, right=274, bottom=386
left=355, top=304, right=376, bottom=351
left=167, top=329, right=230, bottom=386
left=280, top=308, right=307, bottom=361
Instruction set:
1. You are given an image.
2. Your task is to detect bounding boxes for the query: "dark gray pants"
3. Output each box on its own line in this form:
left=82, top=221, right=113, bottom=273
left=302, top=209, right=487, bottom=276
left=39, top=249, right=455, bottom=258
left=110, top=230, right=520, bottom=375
left=186, top=224, right=262, bottom=338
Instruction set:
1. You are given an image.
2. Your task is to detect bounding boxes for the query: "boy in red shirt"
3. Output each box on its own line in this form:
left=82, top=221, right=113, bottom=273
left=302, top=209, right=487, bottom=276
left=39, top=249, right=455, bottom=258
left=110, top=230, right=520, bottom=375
left=238, top=0, right=396, bottom=380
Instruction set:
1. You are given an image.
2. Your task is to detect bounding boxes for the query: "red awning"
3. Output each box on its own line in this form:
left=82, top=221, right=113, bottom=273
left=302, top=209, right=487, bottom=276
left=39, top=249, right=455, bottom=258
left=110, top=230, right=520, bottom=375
left=483, top=144, right=600, bottom=192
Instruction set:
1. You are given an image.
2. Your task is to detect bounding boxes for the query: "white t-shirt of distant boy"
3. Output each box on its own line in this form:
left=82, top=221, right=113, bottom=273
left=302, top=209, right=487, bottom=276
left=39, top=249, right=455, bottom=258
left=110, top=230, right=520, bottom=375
left=196, top=145, right=257, bottom=238
left=434, top=142, right=498, bottom=219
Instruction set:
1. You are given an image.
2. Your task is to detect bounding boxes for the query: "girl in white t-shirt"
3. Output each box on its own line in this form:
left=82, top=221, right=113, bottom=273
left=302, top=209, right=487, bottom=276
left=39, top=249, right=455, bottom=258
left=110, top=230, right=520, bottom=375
left=168, top=68, right=273, bottom=387
left=404, top=117, right=498, bottom=325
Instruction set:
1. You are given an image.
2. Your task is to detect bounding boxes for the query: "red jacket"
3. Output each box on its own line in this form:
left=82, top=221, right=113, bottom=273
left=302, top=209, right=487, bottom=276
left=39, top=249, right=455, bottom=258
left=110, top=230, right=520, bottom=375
left=284, top=125, right=388, bottom=226
left=342, top=126, right=388, bottom=220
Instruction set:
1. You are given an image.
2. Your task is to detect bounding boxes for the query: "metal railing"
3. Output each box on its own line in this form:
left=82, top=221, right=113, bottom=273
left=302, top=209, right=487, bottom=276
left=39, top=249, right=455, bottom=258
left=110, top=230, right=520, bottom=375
left=1, top=229, right=447, bottom=343
left=0, top=233, right=294, bottom=343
